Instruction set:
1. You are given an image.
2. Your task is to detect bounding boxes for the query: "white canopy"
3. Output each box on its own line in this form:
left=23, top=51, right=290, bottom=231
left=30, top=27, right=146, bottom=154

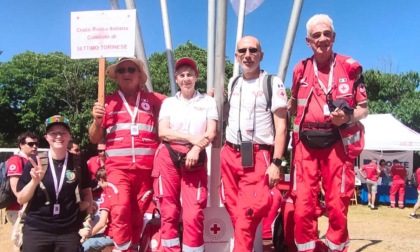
left=360, top=114, right=420, bottom=151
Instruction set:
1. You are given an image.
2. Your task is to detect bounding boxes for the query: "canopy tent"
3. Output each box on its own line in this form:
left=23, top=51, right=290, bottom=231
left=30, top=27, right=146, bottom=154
left=360, top=114, right=420, bottom=151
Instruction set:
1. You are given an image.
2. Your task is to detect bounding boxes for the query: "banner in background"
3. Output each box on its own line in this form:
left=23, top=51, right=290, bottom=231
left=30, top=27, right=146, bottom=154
left=70, top=9, right=136, bottom=59
left=359, top=150, right=413, bottom=183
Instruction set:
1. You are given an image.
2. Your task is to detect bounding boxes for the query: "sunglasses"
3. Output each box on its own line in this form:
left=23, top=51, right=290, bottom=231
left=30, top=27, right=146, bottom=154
left=26, top=142, right=39, bottom=147
left=237, top=47, right=259, bottom=54
left=116, top=67, right=137, bottom=74
left=98, top=149, right=105, bottom=153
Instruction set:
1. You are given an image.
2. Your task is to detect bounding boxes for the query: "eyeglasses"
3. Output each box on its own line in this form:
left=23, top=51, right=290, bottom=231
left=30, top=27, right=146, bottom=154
left=48, top=132, right=68, bottom=137
left=237, top=47, right=259, bottom=54
left=98, top=150, right=105, bottom=153
left=116, top=67, right=137, bottom=74
left=25, top=142, right=39, bottom=147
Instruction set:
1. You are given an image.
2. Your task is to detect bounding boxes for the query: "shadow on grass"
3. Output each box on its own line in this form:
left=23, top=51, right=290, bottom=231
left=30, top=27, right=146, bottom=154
left=319, top=234, right=382, bottom=252
left=351, top=239, right=382, bottom=252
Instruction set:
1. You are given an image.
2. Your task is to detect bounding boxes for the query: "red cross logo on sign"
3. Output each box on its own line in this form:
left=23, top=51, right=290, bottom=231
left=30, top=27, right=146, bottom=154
left=205, top=218, right=226, bottom=240
left=210, top=223, right=221, bottom=235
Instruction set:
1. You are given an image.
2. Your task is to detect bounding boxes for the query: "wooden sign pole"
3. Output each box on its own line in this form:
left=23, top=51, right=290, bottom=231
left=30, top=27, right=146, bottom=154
left=98, top=57, right=106, bottom=105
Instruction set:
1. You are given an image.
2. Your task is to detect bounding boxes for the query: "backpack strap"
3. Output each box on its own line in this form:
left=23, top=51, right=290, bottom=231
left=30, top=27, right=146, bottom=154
left=227, top=75, right=241, bottom=104
left=262, top=74, right=273, bottom=112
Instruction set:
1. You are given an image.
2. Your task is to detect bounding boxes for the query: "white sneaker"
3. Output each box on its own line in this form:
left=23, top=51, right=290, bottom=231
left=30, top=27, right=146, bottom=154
left=410, top=213, right=417, bottom=219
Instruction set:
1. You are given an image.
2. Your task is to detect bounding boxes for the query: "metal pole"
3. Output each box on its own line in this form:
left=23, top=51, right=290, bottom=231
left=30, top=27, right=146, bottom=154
left=160, top=0, right=177, bottom=96
left=125, top=0, right=153, bottom=92
left=208, top=0, right=227, bottom=208
left=233, top=0, right=246, bottom=77
left=277, top=0, right=304, bottom=82
left=109, top=0, right=119, bottom=9
left=207, top=0, right=216, bottom=91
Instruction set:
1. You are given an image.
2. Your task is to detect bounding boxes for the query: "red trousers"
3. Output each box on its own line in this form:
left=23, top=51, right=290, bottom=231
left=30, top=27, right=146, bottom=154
left=153, top=144, right=208, bottom=252
left=220, top=144, right=272, bottom=252
left=292, top=141, right=354, bottom=252
left=106, top=168, right=153, bottom=251
left=262, top=188, right=282, bottom=239
left=389, top=183, right=406, bottom=207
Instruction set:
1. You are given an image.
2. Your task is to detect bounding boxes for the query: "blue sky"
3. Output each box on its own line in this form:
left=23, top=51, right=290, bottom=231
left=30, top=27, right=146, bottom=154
left=1, top=0, right=419, bottom=88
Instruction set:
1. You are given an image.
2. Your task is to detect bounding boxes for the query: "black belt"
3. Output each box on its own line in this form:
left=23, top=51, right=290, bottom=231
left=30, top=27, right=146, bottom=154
left=301, top=122, right=335, bottom=130
left=225, top=141, right=272, bottom=152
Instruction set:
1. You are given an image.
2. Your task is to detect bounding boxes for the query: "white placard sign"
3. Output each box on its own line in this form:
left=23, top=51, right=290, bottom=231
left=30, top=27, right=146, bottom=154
left=70, top=9, right=136, bottom=59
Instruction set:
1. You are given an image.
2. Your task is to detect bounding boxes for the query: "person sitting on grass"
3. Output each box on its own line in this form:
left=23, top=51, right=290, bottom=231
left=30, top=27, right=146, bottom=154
left=82, top=168, right=117, bottom=252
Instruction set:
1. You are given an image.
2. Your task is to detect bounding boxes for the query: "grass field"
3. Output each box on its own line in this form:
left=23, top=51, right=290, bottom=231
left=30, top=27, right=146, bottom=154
left=2, top=204, right=420, bottom=252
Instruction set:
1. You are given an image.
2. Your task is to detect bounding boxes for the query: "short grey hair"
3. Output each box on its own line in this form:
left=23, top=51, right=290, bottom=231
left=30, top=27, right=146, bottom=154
left=306, top=14, right=335, bottom=37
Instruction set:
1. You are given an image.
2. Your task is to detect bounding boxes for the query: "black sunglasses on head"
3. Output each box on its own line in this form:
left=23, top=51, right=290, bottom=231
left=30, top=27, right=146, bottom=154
left=26, top=142, right=39, bottom=147
left=237, top=47, right=259, bottom=54
left=116, top=67, right=137, bottom=74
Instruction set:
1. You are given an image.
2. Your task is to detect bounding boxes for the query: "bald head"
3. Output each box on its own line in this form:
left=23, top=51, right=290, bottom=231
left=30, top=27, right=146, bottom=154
left=235, top=36, right=264, bottom=79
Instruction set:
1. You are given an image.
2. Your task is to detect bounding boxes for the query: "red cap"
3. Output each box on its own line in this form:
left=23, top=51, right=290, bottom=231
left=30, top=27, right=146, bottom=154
left=175, top=57, right=199, bottom=77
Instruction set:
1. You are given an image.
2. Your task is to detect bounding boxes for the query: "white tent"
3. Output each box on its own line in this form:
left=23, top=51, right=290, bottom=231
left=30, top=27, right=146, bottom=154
left=360, top=114, right=420, bottom=151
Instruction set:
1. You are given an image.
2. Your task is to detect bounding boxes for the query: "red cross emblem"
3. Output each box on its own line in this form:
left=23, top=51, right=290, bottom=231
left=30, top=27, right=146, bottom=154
left=210, top=223, right=221, bottom=235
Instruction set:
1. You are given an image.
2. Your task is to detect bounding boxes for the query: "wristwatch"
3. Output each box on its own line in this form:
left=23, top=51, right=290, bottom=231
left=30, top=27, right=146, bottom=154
left=272, top=158, right=286, bottom=173
left=272, top=158, right=282, bottom=168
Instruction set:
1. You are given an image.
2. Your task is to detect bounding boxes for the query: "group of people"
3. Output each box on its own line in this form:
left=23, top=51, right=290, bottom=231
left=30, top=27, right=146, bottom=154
left=359, top=157, right=420, bottom=220
left=5, top=13, right=376, bottom=252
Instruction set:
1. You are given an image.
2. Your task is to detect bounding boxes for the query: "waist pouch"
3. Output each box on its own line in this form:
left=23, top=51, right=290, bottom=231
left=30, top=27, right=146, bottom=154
left=299, top=128, right=340, bottom=149
left=163, top=142, right=206, bottom=171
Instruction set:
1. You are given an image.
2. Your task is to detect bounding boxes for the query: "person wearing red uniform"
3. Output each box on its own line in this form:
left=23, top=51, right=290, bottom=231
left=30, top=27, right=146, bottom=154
left=82, top=168, right=116, bottom=252
left=389, top=159, right=408, bottom=209
left=89, top=57, right=166, bottom=252
left=152, top=57, right=218, bottom=252
left=87, top=141, right=106, bottom=200
left=6, top=132, right=39, bottom=252
left=220, top=36, right=288, bottom=252
left=360, top=159, right=380, bottom=209
left=409, top=167, right=420, bottom=218
left=288, top=14, right=368, bottom=251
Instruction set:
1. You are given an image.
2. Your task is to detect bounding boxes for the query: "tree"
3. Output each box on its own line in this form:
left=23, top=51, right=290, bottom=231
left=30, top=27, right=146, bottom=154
left=0, top=51, right=106, bottom=147
left=364, top=70, right=420, bottom=132
left=149, top=41, right=234, bottom=96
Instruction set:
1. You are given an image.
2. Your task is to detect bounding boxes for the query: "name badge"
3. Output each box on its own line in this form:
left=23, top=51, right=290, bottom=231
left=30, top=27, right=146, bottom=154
left=323, top=104, right=331, bottom=116
left=53, top=204, right=60, bottom=215
left=130, top=125, right=139, bottom=136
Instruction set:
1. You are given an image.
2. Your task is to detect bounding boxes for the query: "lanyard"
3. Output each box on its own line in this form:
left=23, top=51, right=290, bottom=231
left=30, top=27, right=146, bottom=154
left=237, top=77, right=258, bottom=143
left=48, top=151, right=68, bottom=203
left=313, top=55, right=335, bottom=95
left=118, top=90, right=140, bottom=124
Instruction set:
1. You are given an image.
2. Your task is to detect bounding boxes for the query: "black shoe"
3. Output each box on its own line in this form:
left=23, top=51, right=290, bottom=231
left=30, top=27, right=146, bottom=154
left=370, top=206, right=377, bottom=210
left=410, top=213, right=417, bottom=219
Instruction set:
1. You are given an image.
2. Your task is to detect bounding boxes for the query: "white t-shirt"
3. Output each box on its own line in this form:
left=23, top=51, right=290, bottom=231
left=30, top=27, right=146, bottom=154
left=225, top=71, right=287, bottom=145
left=159, top=91, right=219, bottom=144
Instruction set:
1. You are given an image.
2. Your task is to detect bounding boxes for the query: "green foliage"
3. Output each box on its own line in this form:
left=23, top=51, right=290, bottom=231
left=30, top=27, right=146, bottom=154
left=149, top=41, right=234, bottom=95
left=363, top=70, right=420, bottom=132
left=0, top=52, right=100, bottom=147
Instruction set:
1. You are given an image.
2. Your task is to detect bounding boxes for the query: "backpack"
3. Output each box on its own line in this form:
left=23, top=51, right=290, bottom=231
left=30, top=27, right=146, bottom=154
left=228, top=74, right=275, bottom=112
left=0, top=156, right=24, bottom=209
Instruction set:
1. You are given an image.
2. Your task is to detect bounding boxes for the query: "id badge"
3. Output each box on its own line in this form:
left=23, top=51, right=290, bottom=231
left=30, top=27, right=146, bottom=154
left=130, top=124, right=139, bottom=136
left=323, top=104, right=331, bottom=116
left=53, top=204, right=60, bottom=215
